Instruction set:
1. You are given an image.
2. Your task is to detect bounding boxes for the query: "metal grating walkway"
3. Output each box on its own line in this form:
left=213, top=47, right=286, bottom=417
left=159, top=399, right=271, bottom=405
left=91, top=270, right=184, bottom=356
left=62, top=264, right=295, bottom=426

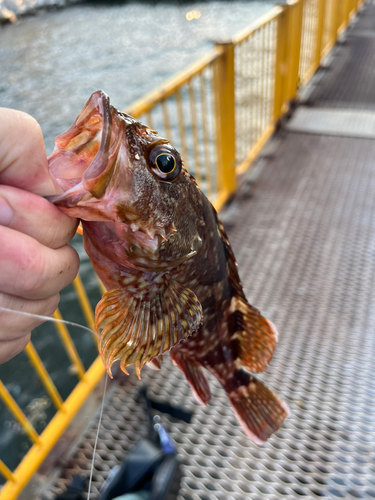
left=45, top=3, right=375, bottom=500
left=308, top=3, right=375, bottom=110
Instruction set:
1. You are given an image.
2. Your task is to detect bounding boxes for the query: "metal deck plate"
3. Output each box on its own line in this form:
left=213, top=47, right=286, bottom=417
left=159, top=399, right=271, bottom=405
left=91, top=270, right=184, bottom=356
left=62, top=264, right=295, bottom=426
left=286, top=107, right=375, bottom=138
left=46, top=131, right=375, bottom=500
left=307, top=5, right=375, bottom=110
left=45, top=4, right=375, bottom=500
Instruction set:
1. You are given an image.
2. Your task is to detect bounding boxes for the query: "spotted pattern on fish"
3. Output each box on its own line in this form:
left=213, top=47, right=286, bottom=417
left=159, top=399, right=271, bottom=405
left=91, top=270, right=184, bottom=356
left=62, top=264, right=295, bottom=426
left=47, top=91, right=289, bottom=444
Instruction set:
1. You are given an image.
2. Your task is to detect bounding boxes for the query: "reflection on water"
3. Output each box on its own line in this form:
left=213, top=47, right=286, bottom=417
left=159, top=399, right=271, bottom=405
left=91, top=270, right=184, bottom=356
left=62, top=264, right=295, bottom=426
left=0, top=0, right=273, bottom=478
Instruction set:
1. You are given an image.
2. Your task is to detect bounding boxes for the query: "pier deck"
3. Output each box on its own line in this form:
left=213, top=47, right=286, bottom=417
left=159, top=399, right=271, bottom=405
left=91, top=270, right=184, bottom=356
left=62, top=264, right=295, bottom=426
left=46, top=3, right=375, bottom=499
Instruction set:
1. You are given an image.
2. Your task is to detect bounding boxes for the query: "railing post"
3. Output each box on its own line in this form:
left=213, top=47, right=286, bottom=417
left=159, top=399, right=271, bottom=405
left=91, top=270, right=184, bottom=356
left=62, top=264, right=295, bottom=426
left=354, top=0, right=358, bottom=15
left=345, top=0, right=352, bottom=24
left=214, top=41, right=236, bottom=198
left=274, top=0, right=304, bottom=122
left=314, top=0, right=327, bottom=70
left=340, top=0, right=350, bottom=32
left=331, top=0, right=341, bottom=43
left=273, top=5, right=288, bottom=122
left=287, top=0, right=304, bottom=102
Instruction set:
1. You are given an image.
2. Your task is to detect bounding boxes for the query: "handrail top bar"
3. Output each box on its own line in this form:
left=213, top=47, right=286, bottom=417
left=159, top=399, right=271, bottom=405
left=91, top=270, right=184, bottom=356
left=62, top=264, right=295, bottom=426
left=125, top=46, right=224, bottom=118
left=232, top=6, right=283, bottom=45
left=286, top=0, right=300, bottom=5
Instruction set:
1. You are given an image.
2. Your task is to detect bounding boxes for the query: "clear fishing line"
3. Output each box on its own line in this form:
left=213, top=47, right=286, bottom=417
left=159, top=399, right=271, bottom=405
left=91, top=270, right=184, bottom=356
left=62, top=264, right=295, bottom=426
left=0, top=305, right=110, bottom=498
left=0, top=307, right=100, bottom=339
left=87, top=373, right=108, bottom=500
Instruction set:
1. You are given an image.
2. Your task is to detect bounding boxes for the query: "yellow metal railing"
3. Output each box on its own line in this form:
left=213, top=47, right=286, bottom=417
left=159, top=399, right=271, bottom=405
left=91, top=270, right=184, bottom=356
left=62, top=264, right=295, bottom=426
left=0, top=274, right=106, bottom=500
left=0, top=0, right=366, bottom=497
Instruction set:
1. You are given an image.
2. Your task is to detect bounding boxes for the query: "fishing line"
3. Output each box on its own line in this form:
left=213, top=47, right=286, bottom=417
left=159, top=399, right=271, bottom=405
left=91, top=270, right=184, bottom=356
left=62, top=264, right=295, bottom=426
left=0, top=305, right=110, bottom=497
left=0, top=307, right=100, bottom=340
left=87, top=373, right=108, bottom=500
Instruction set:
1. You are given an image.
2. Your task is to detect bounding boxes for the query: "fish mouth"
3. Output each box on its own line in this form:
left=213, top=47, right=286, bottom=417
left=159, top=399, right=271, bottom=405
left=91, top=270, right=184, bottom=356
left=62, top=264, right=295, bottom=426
left=47, top=90, right=123, bottom=207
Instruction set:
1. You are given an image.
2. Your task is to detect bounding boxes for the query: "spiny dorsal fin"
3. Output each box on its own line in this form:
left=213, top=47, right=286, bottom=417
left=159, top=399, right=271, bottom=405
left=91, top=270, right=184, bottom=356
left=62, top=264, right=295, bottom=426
left=230, top=295, right=278, bottom=373
left=95, top=278, right=203, bottom=378
left=216, top=216, right=277, bottom=372
left=216, top=217, right=244, bottom=297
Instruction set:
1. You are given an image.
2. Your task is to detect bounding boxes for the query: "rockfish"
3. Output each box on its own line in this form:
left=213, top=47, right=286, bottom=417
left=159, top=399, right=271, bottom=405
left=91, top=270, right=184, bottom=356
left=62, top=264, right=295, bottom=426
left=48, top=91, right=289, bottom=444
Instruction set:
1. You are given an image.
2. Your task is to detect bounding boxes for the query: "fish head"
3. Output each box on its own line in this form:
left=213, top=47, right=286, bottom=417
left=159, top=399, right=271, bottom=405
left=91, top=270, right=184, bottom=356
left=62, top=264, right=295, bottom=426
left=48, top=91, right=204, bottom=271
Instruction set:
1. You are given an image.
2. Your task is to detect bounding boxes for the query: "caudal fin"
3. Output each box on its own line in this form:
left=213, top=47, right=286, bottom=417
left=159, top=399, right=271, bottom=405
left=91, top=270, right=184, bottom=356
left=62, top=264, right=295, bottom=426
left=225, top=369, right=289, bottom=444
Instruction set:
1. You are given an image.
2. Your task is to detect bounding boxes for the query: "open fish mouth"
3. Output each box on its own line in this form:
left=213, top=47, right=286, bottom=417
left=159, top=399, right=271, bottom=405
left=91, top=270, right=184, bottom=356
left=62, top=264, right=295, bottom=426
left=47, top=91, right=124, bottom=208
left=46, top=91, right=198, bottom=268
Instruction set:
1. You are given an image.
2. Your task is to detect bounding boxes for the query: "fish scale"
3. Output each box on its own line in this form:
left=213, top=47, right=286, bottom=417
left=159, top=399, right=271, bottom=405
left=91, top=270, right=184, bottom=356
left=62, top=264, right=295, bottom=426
left=47, top=90, right=288, bottom=443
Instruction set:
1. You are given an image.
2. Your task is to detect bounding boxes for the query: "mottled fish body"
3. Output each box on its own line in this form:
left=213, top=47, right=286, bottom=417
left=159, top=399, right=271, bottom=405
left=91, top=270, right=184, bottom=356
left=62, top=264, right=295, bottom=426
left=48, top=91, right=289, bottom=443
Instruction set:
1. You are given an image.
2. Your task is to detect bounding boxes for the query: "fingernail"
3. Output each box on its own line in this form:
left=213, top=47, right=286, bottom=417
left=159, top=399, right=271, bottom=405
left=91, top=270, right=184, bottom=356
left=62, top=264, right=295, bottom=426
left=0, top=196, right=14, bottom=226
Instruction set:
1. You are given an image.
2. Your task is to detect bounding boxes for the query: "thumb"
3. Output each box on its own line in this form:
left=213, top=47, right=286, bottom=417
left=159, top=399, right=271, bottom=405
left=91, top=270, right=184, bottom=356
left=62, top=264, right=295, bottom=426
left=0, top=108, right=59, bottom=196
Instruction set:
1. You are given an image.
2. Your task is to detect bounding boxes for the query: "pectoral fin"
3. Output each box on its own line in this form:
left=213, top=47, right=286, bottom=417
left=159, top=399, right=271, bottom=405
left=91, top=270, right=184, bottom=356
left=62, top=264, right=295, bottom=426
left=230, top=296, right=277, bottom=373
left=95, top=278, right=203, bottom=378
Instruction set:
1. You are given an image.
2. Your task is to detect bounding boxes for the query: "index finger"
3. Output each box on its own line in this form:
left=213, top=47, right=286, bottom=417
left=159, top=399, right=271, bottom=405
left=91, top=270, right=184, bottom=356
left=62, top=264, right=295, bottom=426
left=0, top=108, right=59, bottom=196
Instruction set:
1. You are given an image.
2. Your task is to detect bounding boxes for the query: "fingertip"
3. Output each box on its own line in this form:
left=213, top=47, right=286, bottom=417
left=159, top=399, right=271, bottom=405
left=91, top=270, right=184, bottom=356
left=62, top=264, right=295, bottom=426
left=37, top=244, right=80, bottom=298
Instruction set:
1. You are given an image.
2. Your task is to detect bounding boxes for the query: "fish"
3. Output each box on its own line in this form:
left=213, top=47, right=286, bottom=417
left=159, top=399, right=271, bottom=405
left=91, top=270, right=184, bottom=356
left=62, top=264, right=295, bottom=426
left=47, top=91, right=289, bottom=444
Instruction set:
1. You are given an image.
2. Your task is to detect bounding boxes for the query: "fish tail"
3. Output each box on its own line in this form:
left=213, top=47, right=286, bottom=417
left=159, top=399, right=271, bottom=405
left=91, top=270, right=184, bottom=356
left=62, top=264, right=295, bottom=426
left=224, top=369, right=289, bottom=444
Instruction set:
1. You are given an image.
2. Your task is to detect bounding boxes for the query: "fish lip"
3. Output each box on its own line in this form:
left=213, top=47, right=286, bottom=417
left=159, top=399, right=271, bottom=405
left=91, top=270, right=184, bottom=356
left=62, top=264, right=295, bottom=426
left=82, top=91, right=112, bottom=189
left=46, top=90, right=115, bottom=206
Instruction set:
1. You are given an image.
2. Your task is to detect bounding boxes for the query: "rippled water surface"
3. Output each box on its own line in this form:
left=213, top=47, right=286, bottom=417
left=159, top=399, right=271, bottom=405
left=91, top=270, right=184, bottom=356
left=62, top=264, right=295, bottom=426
left=0, top=0, right=273, bottom=478
left=0, top=1, right=273, bottom=151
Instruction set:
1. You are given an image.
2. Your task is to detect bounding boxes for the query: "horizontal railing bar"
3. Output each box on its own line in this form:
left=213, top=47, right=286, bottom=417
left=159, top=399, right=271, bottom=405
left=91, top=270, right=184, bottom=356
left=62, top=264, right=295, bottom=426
left=232, top=6, right=283, bottom=45
left=0, top=357, right=106, bottom=500
left=125, top=47, right=224, bottom=118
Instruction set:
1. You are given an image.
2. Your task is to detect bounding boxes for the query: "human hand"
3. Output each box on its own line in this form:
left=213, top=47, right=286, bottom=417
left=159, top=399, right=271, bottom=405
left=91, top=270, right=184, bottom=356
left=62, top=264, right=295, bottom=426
left=0, top=108, right=80, bottom=363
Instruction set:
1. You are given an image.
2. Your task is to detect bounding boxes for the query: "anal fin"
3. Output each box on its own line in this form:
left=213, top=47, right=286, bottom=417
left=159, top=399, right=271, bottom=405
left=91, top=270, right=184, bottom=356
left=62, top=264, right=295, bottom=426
left=170, top=350, right=211, bottom=405
left=95, top=277, right=203, bottom=378
left=146, top=355, right=163, bottom=371
left=230, top=296, right=277, bottom=373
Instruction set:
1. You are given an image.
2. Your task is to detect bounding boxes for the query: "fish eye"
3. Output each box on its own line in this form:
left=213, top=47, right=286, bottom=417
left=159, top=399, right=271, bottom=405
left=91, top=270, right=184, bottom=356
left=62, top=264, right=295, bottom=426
left=147, top=144, right=182, bottom=181
left=155, top=153, right=176, bottom=174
